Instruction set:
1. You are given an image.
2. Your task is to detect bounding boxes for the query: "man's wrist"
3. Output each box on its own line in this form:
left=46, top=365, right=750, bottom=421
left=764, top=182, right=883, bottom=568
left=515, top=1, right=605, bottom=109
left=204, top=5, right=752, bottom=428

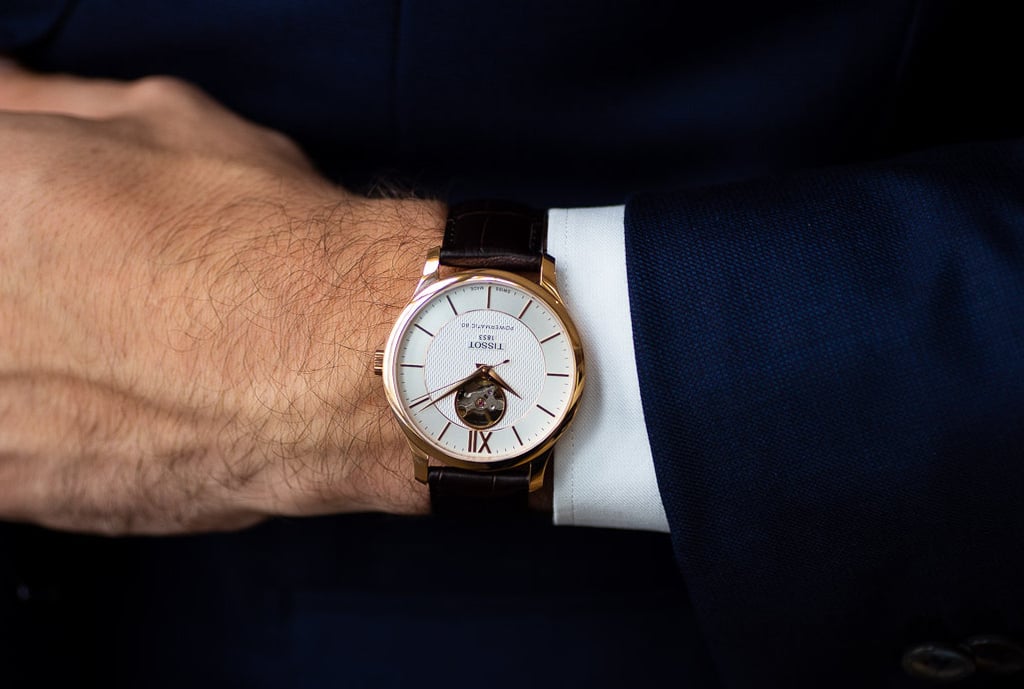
left=255, top=196, right=446, bottom=518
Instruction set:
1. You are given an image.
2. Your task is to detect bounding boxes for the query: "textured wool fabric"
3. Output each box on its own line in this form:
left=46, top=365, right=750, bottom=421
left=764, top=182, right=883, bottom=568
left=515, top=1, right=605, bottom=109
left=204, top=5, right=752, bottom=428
left=626, top=140, right=1024, bottom=686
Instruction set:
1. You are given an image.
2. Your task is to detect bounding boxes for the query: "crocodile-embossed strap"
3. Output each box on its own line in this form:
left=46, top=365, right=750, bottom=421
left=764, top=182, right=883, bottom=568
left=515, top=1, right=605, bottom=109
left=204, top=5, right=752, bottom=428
left=440, top=201, right=548, bottom=271
left=432, top=201, right=550, bottom=515
left=428, top=465, right=531, bottom=517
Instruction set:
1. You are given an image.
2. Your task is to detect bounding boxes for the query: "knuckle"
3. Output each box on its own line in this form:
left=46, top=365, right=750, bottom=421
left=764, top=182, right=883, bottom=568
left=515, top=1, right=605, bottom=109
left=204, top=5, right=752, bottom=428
left=128, top=75, right=203, bottom=106
left=264, top=129, right=305, bottom=157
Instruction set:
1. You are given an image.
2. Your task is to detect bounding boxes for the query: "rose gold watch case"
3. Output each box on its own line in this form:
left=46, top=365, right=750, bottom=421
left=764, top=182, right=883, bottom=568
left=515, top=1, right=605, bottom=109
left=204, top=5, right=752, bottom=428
left=379, top=249, right=585, bottom=488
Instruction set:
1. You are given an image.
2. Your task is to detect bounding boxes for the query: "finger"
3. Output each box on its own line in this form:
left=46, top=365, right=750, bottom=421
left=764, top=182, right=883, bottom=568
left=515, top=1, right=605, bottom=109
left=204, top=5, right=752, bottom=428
left=0, top=58, right=314, bottom=172
left=0, top=58, right=131, bottom=119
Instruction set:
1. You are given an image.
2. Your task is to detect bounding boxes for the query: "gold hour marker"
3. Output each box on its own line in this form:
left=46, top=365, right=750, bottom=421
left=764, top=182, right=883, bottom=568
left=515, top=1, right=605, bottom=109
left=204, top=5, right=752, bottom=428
left=468, top=430, right=492, bottom=453
left=414, top=324, right=434, bottom=337
left=540, top=332, right=561, bottom=344
left=512, top=426, right=523, bottom=446
left=518, top=300, right=533, bottom=319
left=446, top=295, right=458, bottom=315
left=536, top=404, right=556, bottom=418
left=438, top=421, right=451, bottom=442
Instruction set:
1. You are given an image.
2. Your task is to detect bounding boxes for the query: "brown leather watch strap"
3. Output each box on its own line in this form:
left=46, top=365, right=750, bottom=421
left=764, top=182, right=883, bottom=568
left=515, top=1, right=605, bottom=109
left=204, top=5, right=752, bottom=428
left=431, top=201, right=551, bottom=516
left=428, top=465, right=531, bottom=517
left=441, top=201, right=548, bottom=271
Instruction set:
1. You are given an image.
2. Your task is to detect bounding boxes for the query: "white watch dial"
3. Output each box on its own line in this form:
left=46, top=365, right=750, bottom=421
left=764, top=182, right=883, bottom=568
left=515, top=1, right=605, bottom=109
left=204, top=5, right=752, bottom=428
left=388, top=278, right=578, bottom=463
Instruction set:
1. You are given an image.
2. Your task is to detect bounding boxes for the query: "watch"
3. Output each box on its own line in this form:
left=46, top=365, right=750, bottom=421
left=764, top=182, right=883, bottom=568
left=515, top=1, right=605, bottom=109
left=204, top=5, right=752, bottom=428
left=373, top=201, right=585, bottom=516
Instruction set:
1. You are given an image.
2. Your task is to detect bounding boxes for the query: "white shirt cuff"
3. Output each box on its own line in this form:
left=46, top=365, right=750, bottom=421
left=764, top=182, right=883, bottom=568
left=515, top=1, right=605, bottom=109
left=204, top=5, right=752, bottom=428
left=546, top=206, right=670, bottom=533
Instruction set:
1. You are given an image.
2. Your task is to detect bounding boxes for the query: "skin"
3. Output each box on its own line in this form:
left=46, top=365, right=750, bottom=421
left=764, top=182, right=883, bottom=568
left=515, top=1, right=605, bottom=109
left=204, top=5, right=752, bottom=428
left=0, top=59, right=441, bottom=534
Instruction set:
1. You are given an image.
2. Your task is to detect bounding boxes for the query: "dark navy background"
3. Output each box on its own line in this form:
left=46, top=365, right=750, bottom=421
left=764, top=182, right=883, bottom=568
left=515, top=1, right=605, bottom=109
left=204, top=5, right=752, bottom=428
left=2, top=1, right=1023, bottom=687
left=6, top=0, right=1002, bottom=205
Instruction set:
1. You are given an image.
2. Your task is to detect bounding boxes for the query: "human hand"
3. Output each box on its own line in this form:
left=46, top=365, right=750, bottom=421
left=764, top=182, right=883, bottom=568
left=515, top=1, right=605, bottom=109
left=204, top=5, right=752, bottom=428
left=0, top=59, right=442, bottom=534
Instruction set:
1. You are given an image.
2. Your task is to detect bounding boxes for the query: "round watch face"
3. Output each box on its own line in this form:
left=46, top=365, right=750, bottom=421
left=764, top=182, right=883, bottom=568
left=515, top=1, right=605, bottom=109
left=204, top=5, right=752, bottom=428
left=384, top=274, right=582, bottom=464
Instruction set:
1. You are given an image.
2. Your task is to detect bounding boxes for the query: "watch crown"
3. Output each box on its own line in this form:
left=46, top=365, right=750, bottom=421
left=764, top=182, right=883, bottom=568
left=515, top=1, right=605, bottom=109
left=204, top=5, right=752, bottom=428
left=372, top=349, right=384, bottom=375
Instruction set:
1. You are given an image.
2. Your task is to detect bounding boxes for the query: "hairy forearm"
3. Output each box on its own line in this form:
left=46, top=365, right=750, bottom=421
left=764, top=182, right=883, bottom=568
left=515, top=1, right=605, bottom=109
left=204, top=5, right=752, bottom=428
left=244, top=195, right=444, bottom=518
left=1, top=190, right=443, bottom=532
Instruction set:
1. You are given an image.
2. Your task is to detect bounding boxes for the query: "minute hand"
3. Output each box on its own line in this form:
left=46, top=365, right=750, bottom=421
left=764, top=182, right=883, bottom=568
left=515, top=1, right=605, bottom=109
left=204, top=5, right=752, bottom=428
left=419, top=360, right=510, bottom=411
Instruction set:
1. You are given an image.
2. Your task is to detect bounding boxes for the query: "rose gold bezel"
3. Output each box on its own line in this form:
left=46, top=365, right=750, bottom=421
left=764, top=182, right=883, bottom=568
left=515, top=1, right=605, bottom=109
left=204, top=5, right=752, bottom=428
left=382, top=267, right=585, bottom=476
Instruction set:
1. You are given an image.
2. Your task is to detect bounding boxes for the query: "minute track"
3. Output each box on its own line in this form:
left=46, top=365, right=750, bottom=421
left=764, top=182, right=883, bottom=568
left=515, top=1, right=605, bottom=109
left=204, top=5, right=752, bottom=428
left=386, top=276, right=579, bottom=463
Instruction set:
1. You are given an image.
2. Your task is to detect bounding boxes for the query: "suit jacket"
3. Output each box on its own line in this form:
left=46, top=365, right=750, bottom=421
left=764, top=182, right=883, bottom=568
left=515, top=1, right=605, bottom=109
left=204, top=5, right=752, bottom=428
left=1, top=1, right=1021, bottom=687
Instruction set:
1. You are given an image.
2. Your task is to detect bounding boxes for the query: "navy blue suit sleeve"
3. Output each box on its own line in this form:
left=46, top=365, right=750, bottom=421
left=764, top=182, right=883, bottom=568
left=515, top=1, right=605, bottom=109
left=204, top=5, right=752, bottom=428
left=625, top=140, right=1024, bottom=686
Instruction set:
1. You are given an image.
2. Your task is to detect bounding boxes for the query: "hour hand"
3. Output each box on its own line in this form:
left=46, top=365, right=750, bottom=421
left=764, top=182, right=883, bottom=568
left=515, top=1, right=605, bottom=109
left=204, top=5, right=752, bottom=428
left=484, top=367, right=521, bottom=399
